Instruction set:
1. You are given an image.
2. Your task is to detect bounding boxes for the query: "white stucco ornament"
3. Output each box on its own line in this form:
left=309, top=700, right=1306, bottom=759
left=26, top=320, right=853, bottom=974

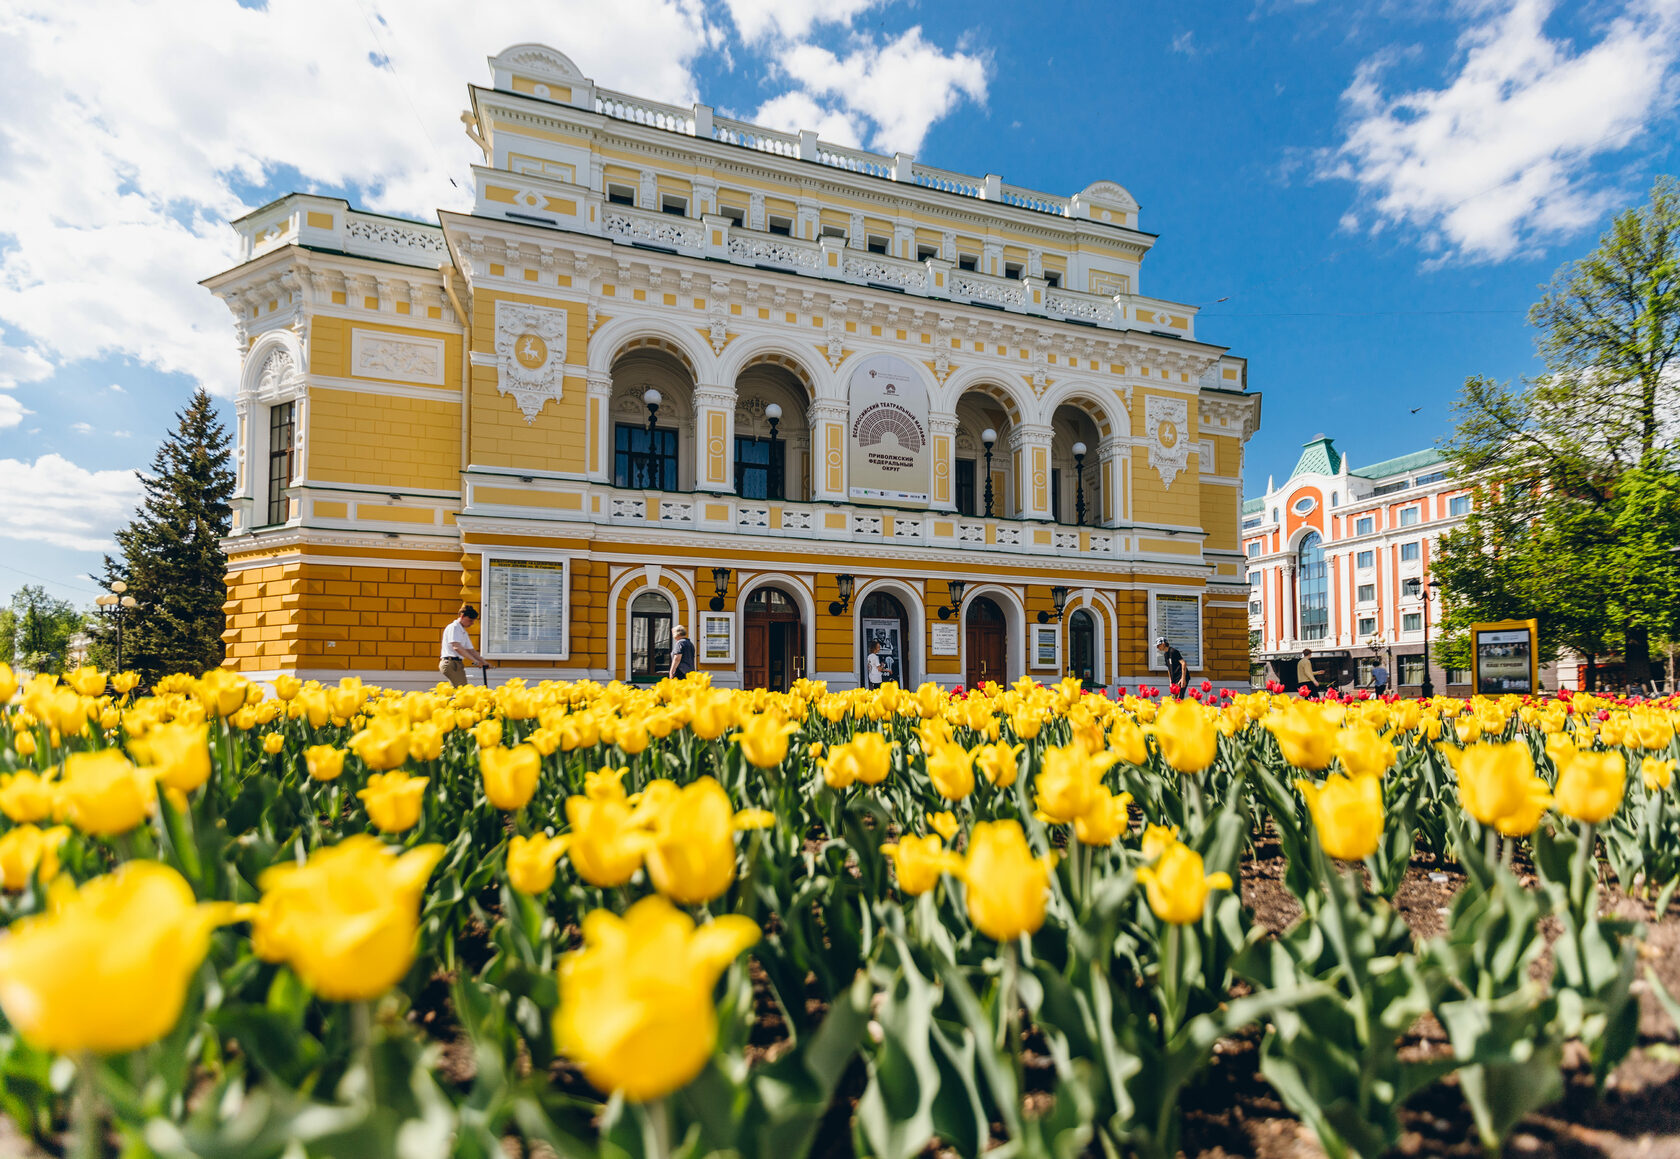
left=495, top=301, right=568, bottom=421
left=1146, top=394, right=1190, bottom=489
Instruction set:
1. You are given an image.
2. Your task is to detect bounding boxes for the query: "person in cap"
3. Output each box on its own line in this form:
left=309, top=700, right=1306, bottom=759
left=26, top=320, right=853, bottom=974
left=440, top=605, right=491, bottom=687
left=1155, top=635, right=1187, bottom=698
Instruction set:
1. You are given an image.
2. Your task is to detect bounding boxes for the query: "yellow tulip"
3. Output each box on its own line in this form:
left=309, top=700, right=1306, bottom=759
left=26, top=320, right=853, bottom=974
left=1334, top=725, right=1397, bottom=781
left=737, top=714, right=798, bottom=769
left=0, top=770, right=55, bottom=824
left=1033, top=743, right=1118, bottom=825
left=272, top=674, right=302, bottom=701
left=129, top=720, right=213, bottom=793
left=196, top=669, right=249, bottom=718
left=644, top=777, right=739, bottom=904
left=880, top=833, right=960, bottom=895
left=507, top=833, right=569, bottom=895
left=584, top=766, right=629, bottom=801
left=250, top=836, right=444, bottom=1001
left=555, top=896, right=759, bottom=1102
left=1154, top=699, right=1219, bottom=775
left=821, top=733, right=892, bottom=789
left=65, top=666, right=106, bottom=698
left=689, top=694, right=735, bottom=741
left=959, top=820, right=1054, bottom=941
left=1110, top=716, right=1149, bottom=767
left=0, top=662, right=16, bottom=704
left=262, top=733, right=285, bottom=755
left=1073, top=788, right=1134, bottom=846
left=14, top=732, right=36, bottom=758
left=732, top=807, right=775, bottom=831
left=975, top=741, right=1023, bottom=788
left=472, top=719, right=504, bottom=750
left=0, top=861, right=236, bottom=1053
left=562, top=795, right=651, bottom=888
left=925, top=742, right=975, bottom=801
left=0, top=824, right=69, bottom=891
left=481, top=744, right=542, bottom=811
left=1455, top=741, right=1552, bottom=837
left=1265, top=703, right=1338, bottom=771
left=59, top=749, right=156, bottom=836
left=357, top=771, right=428, bottom=833
left=1642, top=757, right=1675, bottom=792
left=349, top=716, right=410, bottom=771
left=1296, top=773, right=1383, bottom=862
left=1552, top=748, right=1625, bottom=825
left=409, top=721, right=446, bottom=762
left=1136, top=841, right=1232, bottom=924
left=926, top=810, right=959, bottom=841
left=1141, top=823, right=1179, bottom=862
left=304, top=744, right=347, bottom=782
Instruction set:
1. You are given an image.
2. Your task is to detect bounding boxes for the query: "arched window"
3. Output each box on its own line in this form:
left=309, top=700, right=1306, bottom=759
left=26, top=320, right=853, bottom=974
left=629, top=591, right=673, bottom=682
left=1297, top=532, right=1329, bottom=641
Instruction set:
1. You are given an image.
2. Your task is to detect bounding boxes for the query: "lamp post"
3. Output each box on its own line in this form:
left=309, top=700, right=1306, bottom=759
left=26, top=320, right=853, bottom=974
left=1404, top=576, right=1440, bottom=699
left=1071, top=441, right=1087, bottom=526
left=640, top=387, right=663, bottom=489
left=765, top=402, right=782, bottom=500
left=94, top=581, right=138, bottom=672
left=981, top=428, right=997, bottom=517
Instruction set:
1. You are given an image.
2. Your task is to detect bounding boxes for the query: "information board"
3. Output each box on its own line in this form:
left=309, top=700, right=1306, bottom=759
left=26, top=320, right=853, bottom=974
left=1471, top=619, right=1539, bottom=695
left=484, top=559, right=566, bottom=657
left=930, top=621, right=960, bottom=656
left=1152, top=595, right=1201, bottom=670
left=701, top=612, right=734, bottom=664
left=847, top=353, right=930, bottom=506
left=1032, top=624, right=1061, bottom=670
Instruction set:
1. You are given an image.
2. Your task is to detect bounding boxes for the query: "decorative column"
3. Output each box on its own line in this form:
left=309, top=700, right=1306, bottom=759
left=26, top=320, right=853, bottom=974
left=928, top=413, right=958, bottom=510
left=693, top=383, right=736, bottom=493
left=808, top=399, right=849, bottom=502
left=1282, top=563, right=1298, bottom=650
left=1096, top=436, right=1126, bottom=526
left=586, top=373, right=614, bottom=483
left=1009, top=423, right=1054, bottom=521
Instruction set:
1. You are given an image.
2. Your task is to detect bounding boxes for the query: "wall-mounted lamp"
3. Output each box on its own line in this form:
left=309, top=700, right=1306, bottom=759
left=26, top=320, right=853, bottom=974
left=1038, top=585, right=1070, bottom=623
left=710, top=566, right=731, bottom=611
left=828, top=572, right=855, bottom=616
left=938, top=578, right=967, bottom=620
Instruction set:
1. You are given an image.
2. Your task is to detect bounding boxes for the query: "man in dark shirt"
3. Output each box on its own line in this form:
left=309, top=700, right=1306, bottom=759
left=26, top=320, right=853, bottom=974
left=668, top=623, right=696, bottom=679
left=1156, top=636, right=1187, bottom=698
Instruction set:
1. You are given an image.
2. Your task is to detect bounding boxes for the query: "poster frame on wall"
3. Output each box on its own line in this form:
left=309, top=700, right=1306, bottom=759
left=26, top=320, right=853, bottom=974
left=1030, top=624, right=1062, bottom=671
left=479, top=553, right=570, bottom=661
left=1469, top=618, right=1539, bottom=696
left=700, top=611, right=735, bottom=664
left=861, top=616, right=904, bottom=687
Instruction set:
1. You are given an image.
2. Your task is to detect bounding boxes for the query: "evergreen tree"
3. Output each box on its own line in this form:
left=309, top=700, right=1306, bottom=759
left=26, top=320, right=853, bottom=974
left=98, top=390, right=235, bottom=683
left=0, top=586, right=89, bottom=674
left=1437, top=178, right=1680, bottom=687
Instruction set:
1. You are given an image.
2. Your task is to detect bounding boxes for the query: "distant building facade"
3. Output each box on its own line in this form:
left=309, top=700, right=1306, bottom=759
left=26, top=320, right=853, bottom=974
left=1242, top=436, right=1473, bottom=694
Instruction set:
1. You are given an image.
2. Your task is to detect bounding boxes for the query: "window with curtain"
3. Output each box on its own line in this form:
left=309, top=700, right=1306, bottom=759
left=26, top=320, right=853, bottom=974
left=614, top=424, right=678, bottom=490
left=1297, top=531, right=1329, bottom=641
left=733, top=435, right=784, bottom=500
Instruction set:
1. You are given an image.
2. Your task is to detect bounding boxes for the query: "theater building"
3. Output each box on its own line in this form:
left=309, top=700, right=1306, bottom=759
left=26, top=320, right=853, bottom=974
left=205, top=44, right=1261, bottom=690
left=1243, top=436, right=1473, bottom=694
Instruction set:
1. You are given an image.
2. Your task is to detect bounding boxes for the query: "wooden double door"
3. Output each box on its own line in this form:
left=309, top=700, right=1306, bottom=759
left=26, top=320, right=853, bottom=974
left=964, top=596, right=1006, bottom=689
left=744, top=586, right=805, bottom=691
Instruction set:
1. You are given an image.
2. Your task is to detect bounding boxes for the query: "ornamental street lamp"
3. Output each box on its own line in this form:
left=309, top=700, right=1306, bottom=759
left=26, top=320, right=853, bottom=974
left=95, top=581, right=139, bottom=672
left=939, top=579, right=967, bottom=620
left=1038, top=585, right=1069, bottom=624
left=1403, top=576, right=1441, bottom=699
left=1072, top=441, right=1088, bottom=526
left=640, top=387, right=663, bottom=489
left=829, top=573, right=855, bottom=617
left=981, top=428, right=997, bottom=517
left=765, top=402, right=783, bottom=500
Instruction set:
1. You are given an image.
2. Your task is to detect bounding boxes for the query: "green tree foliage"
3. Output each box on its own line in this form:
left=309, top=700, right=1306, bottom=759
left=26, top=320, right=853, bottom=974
left=97, top=389, right=235, bottom=684
left=0, top=585, right=89, bottom=675
left=1437, top=178, right=1680, bottom=685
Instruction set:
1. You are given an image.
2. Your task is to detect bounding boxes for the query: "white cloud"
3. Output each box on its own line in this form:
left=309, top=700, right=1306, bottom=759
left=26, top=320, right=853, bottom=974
left=1171, top=30, right=1197, bottom=56
left=752, top=90, right=868, bottom=147
left=112, top=430, right=132, bottom=439
left=0, top=395, right=25, bottom=430
left=1323, top=0, right=1680, bottom=261
left=106, top=383, right=125, bottom=393
left=771, top=27, right=989, bottom=153
left=0, top=454, right=142, bottom=551
left=723, top=0, right=883, bottom=43
left=69, top=422, right=94, bottom=435
left=0, top=336, right=52, bottom=390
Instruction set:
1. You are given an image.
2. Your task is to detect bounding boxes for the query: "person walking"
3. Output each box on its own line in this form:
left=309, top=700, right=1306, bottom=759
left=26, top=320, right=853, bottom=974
left=866, top=639, right=885, bottom=689
left=1155, top=636, right=1187, bottom=698
left=668, top=623, right=696, bottom=679
left=440, top=605, right=491, bottom=687
left=1371, top=660, right=1390, bottom=698
left=1295, top=647, right=1321, bottom=696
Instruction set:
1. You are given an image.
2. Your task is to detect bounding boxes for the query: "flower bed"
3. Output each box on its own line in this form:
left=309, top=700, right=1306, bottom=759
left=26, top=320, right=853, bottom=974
left=0, top=663, right=1677, bottom=1158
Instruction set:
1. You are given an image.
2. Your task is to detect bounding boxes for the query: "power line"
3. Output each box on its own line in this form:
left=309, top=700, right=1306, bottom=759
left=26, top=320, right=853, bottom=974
left=350, top=0, right=462, bottom=191
left=1200, top=308, right=1527, bottom=319
left=0, top=561, right=105, bottom=598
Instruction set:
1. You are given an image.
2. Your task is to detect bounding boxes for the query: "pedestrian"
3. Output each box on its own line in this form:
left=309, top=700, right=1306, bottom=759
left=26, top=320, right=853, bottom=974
left=1295, top=647, right=1320, bottom=696
left=1155, top=636, right=1187, bottom=698
left=866, top=639, right=885, bottom=689
left=439, top=605, right=491, bottom=687
left=668, top=623, right=696, bottom=679
left=1371, top=659, right=1390, bottom=698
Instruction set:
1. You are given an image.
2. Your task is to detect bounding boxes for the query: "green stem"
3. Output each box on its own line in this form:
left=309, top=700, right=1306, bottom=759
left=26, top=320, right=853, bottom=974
left=644, top=1096, right=673, bottom=1159
left=1161, top=922, right=1183, bottom=1043
left=71, top=1054, right=101, bottom=1159
left=998, top=939, right=1024, bottom=1111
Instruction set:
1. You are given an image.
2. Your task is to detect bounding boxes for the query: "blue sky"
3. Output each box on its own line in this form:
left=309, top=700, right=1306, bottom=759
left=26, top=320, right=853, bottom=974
left=2, top=0, right=1677, bottom=606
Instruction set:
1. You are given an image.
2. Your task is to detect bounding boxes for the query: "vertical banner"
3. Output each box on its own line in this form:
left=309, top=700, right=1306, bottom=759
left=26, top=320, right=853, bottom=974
left=848, top=353, right=929, bottom=506
left=1471, top=618, right=1539, bottom=695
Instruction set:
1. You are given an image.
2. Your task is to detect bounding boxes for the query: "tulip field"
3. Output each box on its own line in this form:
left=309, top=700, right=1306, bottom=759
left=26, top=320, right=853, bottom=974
left=2, top=664, right=1680, bottom=1158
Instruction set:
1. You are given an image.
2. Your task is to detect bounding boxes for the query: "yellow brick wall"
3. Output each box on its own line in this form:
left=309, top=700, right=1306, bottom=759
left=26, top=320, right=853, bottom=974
left=468, top=290, right=590, bottom=472
left=308, top=389, right=461, bottom=492
left=1200, top=482, right=1240, bottom=552
left=1115, top=589, right=1148, bottom=675
left=309, top=317, right=463, bottom=391
left=1129, top=391, right=1201, bottom=526
left=1203, top=603, right=1249, bottom=683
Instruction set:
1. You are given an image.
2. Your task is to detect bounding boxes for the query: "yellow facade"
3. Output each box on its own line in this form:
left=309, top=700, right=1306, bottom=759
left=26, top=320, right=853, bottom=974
left=206, top=43, right=1260, bottom=690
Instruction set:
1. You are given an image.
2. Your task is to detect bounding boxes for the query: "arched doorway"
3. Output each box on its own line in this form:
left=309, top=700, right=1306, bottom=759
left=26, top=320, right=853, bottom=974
left=1068, top=608, right=1096, bottom=686
left=860, top=591, right=910, bottom=687
left=745, top=586, right=805, bottom=691
left=965, top=597, right=1006, bottom=689
left=628, top=590, right=674, bottom=683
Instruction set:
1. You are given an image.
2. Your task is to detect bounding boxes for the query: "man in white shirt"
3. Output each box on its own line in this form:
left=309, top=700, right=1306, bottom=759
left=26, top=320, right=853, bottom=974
left=440, top=605, right=491, bottom=687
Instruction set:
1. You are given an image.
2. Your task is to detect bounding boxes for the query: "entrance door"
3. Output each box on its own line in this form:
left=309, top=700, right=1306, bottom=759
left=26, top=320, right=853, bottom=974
left=860, top=591, right=909, bottom=687
left=744, top=586, right=804, bottom=691
left=1069, top=609, right=1096, bottom=686
left=965, top=596, right=1006, bottom=690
